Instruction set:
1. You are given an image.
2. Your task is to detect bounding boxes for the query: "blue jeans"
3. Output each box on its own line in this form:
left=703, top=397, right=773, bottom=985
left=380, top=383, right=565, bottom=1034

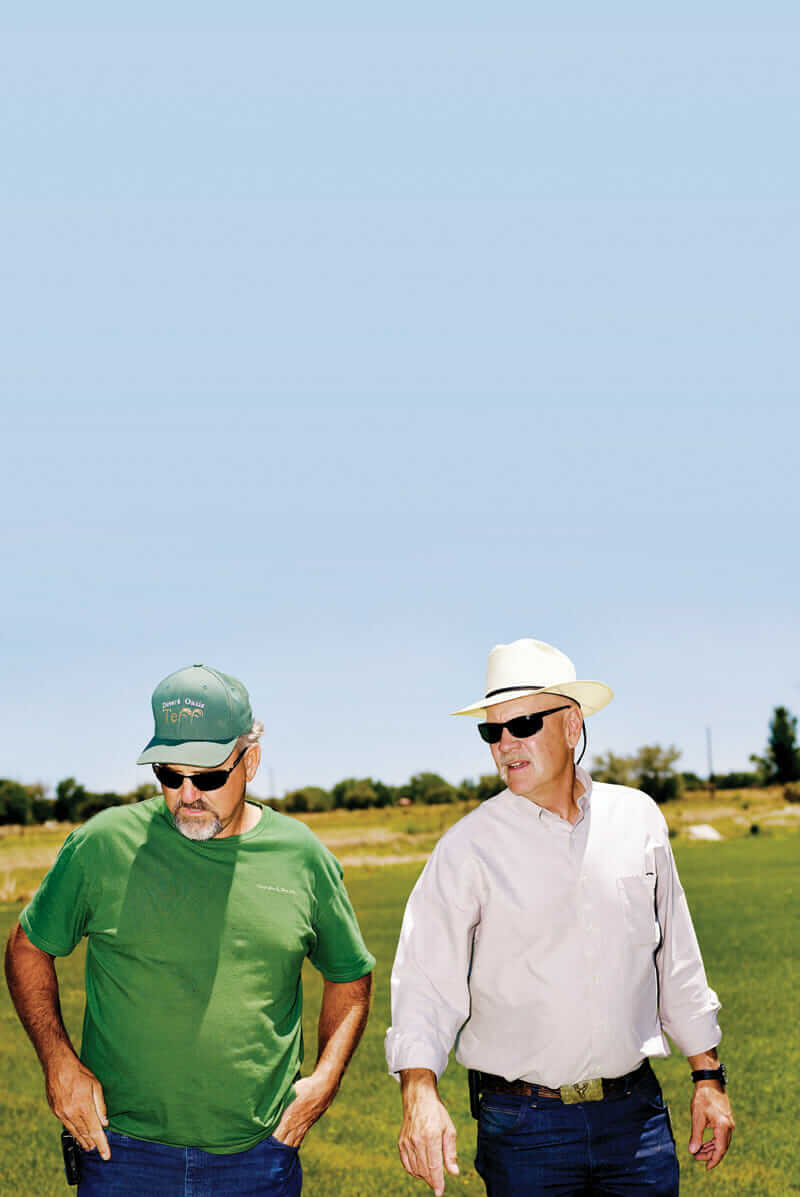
left=78, top=1130, right=302, bottom=1196
left=475, top=1063, right=679, bottom=1195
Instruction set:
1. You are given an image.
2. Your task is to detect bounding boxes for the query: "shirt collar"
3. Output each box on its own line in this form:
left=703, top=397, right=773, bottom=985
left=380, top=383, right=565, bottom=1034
left=575, top=766, right=593, bottom=812
left=516, top=765, right=594, bottom=829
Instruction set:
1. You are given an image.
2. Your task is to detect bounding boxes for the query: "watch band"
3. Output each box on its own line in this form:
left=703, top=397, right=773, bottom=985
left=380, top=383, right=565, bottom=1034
left=691, top=1064, right=727, bottom=1089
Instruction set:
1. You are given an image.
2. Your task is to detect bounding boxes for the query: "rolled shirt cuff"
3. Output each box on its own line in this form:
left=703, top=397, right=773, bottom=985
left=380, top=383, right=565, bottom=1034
left=384, top=1027, right=449, bottom=1081
left=663, top=1008, right=722, bottom=1060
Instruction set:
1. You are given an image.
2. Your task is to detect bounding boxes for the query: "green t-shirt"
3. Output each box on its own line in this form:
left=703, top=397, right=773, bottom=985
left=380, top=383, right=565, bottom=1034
left=20, top=799, right=375, bottom=1153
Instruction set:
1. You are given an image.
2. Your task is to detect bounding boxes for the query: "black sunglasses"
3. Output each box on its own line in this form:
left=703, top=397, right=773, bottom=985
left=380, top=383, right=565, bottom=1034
left=152, top=746, right=248, bottom=792
left=477, top=705, right=572, bottom=744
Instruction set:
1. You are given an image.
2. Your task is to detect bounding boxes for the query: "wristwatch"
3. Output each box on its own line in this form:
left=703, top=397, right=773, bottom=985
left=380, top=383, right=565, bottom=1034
left=691, top=1064, right=727, bottom=1089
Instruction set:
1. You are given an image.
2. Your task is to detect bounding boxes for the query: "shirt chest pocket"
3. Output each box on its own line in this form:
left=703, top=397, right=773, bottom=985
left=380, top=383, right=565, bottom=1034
left=616, top=874, right=660, bottom=947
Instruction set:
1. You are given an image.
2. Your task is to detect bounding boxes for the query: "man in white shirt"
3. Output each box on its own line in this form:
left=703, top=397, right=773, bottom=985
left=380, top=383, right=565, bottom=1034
left=385, top=639, right=734, bottom=1196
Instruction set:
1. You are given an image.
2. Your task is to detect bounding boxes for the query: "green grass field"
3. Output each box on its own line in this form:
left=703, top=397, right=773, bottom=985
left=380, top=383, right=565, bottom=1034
left=1, top=814, right=798, bottom=1195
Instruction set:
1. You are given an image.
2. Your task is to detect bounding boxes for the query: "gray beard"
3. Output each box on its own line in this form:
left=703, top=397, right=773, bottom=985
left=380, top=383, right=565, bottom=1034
left=173, top=806, right=223, bottom=841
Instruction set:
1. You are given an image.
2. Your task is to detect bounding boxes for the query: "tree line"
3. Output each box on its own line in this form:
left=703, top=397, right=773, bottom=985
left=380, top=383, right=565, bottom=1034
left=2, top=705, right=800, bottom=825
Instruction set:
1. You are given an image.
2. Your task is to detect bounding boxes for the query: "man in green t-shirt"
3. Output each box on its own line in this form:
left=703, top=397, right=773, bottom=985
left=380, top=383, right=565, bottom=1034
left=5, top=665, right=375, bottom=1196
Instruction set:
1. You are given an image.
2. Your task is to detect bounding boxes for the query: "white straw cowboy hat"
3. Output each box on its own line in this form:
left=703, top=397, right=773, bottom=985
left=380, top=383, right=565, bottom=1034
left=452, top=638, right=613, bottom=718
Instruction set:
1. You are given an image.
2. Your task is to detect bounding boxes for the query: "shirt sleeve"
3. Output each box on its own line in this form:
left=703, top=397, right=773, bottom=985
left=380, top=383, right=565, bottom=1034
left=654, top=834, right=722, bottom=1056
left=19, top=829, right=92, bottom=956
left=384, top=837, right=481, bottom=1080
left=307, top=845, right=375, bottom=982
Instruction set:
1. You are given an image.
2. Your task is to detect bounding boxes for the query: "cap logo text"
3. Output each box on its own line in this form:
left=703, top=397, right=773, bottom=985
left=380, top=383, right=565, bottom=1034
left=161, top=698, right=206, bottom=725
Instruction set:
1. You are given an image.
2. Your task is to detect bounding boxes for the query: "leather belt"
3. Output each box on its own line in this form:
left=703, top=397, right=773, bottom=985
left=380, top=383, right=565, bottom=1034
left=477, top=1059, right=650, bottom=1105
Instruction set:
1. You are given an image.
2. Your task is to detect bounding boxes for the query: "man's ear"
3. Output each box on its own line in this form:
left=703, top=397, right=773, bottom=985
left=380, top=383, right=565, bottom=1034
left=244, top=744, right=261, bottom=781
left=566, top=706, right=583, bottom=750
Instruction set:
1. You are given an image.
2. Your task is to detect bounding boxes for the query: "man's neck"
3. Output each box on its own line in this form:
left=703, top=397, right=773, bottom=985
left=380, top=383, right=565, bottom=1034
left=526, top=767, right=585, bottom=824
left=239, top=800, right=263, bottom=834
left=217, top=800, right=263, bottom=838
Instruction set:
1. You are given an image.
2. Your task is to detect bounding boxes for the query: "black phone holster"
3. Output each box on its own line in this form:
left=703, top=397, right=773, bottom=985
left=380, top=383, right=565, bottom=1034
left=61, top=1129, right=81, bottom=1186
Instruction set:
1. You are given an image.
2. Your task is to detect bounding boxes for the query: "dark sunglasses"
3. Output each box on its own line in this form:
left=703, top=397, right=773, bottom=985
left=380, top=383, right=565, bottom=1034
left=152, top=746, right=248, bottom=792
left=477, top=705, right=572, bottom=745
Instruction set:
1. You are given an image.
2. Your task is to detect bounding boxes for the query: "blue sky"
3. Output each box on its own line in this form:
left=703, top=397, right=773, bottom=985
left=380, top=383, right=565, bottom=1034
left=2, top=15, right=798, bottom=799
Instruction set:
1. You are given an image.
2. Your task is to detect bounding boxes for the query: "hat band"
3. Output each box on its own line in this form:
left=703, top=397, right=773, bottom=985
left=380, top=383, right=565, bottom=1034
left=484, top=684, right=545, bottom=698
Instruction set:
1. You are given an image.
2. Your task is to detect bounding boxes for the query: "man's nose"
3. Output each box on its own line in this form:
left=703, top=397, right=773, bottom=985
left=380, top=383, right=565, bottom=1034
left=499, top=726, right=519, bottom=748
left=179, top=776, right=200, bottom=799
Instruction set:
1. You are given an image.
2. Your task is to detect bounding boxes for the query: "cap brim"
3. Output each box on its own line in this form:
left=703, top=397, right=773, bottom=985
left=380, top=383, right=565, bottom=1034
left=451, top=680, right=614, bottom=718
left=137, top=737, right=239, bottom=767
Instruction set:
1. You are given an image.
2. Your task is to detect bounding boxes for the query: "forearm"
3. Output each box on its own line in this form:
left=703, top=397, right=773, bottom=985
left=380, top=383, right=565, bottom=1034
left=688, top=1046, right=720, bottom=1071
left=272, top=972, right=372, bottom=1147
left=4, top=923, right=77, bottom=1071
left=312, top=973, right=372, bottom=1093
left=400, top=1068, right=439, bottom=1104
left=6, top=925, right=109, bottom=1156
left=400, top=1067, right=444, bottom=1122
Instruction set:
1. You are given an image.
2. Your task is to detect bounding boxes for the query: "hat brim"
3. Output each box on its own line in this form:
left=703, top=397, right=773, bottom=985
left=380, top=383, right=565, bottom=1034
left=137, top=736, right=240, bottom=767
left=451, top=680, right=614, bottom=718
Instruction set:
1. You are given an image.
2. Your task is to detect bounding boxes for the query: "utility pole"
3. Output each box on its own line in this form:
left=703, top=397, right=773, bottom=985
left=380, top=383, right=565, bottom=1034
left=706, top=727, right=715, bottom=801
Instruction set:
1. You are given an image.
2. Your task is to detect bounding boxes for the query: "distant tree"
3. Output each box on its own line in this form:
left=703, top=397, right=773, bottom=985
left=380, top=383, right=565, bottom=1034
left=474, top=774, right=506, bottom=802
left=406, top=772, right=457, bottom=805
left=636, top=744, right=682, bottom=804
left=131, top=783, right=159, bottom=802
left=26, top=782, right=54, bottom=822
left=53, top=777, right=88, bottom=822
left=591, top=752, right=635, bottom=788
left=331, top=778, right=378, bottom=810
left=283, top=789, right=310, bottom=813
left=593, top=744, right=682, bottom=804
left=681, top=771, right=705, bottom=791
left=750, top=706, right=800, bottom=784
left=32, top=797, right=56, bottom=822
left=283, top=786, right=331, bottom=813
left=715, top=771, right=759, bottom=790
left=372, top=780, right=397, bottom=808
left=457, top=774, right=508, bottom=802
left=0, top=780, right=34, bottom=825
left=76, top=792, right=126, bottom=821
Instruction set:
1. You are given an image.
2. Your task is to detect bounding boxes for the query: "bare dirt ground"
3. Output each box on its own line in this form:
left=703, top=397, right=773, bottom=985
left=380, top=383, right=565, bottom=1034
left=336, top=852, right=431, bottom=867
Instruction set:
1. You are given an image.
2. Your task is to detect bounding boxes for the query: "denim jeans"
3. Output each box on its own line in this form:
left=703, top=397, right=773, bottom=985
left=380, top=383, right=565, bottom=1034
left=474, top=1062, right=679, bottom=1195
left=78, top=1130, right=302, bottom=1196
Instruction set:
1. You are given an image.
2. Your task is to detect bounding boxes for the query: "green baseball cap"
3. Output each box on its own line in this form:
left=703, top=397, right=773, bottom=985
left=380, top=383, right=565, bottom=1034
left=137, top=665, right=253, bottom=767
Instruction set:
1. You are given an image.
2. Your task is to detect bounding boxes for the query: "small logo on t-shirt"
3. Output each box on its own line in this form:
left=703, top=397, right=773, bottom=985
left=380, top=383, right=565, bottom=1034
left=257, top=884, right=298, bottom=896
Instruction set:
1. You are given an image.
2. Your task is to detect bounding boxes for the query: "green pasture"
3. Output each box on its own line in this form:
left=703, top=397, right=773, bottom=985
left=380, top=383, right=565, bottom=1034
left=1, top=827, right=797, bottom=1195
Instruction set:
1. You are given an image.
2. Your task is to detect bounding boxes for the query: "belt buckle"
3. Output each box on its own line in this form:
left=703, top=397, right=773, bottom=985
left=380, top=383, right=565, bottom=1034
left=559, top=1077, right=603, bottom=1104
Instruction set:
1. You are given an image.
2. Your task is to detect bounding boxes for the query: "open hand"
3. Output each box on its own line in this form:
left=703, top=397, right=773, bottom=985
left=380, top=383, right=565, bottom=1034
left=398, top=1070, right=459, bottom=1196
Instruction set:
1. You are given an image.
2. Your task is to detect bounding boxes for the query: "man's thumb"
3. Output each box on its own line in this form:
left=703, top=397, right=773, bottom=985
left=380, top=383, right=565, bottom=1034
left=443, top=1125, right=459, bottom=1175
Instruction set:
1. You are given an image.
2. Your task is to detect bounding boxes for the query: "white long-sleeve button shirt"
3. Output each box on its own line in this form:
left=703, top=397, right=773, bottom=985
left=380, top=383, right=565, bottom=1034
left=385, top=768, right=721, bottom=1088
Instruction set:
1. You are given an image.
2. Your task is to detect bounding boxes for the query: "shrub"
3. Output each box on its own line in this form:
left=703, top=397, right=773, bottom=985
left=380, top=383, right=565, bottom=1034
left=594, top=744, right=683, bottom=804
left=784, top=781, right=800, bottom=804
left=0, top=780, right=34, bottom=825
left=282, top=786, right=331, bottom=813
left=406, top=773, right=457, bottom=805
